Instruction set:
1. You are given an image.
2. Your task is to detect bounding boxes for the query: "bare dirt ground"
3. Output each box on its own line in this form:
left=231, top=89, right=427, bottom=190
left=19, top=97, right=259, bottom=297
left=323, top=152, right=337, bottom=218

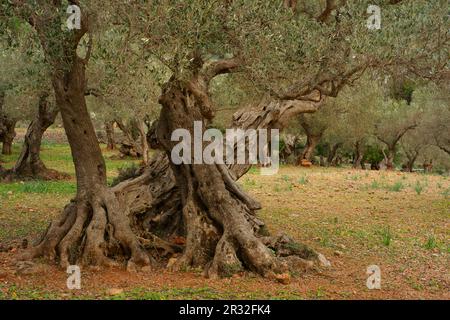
left=0, top=133, right=449, bottom=300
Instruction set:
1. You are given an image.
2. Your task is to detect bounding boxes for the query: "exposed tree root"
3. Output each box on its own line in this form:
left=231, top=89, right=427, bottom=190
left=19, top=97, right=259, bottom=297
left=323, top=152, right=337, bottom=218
left=20, top=187, right=151, bottom=270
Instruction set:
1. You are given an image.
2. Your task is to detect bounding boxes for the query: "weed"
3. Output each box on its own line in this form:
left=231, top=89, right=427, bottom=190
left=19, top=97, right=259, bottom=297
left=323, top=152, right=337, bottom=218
left=424, top=235, right=437, bottom=250
left=379, top=227, right=393, bottom=246
left=389, top=181, right=404, bottom=192
left=414, top=181, right=425, bottom=195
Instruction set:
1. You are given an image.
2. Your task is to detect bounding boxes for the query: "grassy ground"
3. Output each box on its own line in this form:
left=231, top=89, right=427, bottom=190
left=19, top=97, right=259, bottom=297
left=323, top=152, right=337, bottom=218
left=0, top=129, right=449, bottom=300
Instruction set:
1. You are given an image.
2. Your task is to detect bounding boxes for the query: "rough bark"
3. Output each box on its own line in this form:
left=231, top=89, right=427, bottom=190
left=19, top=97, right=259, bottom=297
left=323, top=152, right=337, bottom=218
left=149, top=76, right=318, bottom=278
left=24, top=58, right=150, bottom=269
left=10, top=93, right=66, bottom=179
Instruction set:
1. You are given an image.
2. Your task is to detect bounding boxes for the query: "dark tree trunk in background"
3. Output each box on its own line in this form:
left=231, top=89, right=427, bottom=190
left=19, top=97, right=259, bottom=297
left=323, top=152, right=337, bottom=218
left=405, top=156, right=417, bottom=172
left=353, top=141, right=365, bottom=169
left=404, top=148, right=420, bottom=172
left=1, top=91, right=17, bottom=156
left=12, top=93, right=62, bottom=179
left=377, top=124, right=417, bottom=171
left=297, top=114, right=325, bottom=164
left=385, top=147, right=396, bottom=170
left=300, top=134, right=321, bottom=162
left=2, top=120, right=16, bottom=156
left=116, top=119, right=143, bottom=158
left=105, top=121, right=116, bottom=151
left=327, top=142, right=342, bottom=166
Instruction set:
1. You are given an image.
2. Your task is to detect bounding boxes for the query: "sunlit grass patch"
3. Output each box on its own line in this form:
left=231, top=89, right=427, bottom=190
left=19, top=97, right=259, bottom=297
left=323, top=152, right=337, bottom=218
left=388, top=181, right=404, bottom=192
left=0, top=181, right=76, bottom=196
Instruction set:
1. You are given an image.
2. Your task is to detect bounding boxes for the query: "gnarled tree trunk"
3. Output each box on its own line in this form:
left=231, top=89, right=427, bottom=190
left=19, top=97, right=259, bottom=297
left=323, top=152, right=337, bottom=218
left=149, top=76, right=319, bottom=278
left=12, top=93, right=63, bottom=179
left=113, top=82, right=326, bottom=278
left=23, top=51, right=149, bottom=269
left=300, top=134, right=321, bottom=162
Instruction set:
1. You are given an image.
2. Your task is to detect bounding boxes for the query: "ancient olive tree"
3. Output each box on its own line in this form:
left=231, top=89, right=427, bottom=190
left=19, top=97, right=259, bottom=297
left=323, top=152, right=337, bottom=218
left=6, top=1, right=150, bottom=268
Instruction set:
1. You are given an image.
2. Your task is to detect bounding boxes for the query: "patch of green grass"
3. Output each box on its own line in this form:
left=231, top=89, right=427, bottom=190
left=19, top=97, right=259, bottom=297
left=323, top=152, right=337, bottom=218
left=370, top=180, right=380, bottom=189
left=379, top=226, right=393, bottom=246
left=424, top=235, right=437, bottom=250
left=244, top=178, right=257, bottom=188
left=0, top=181, right=76, bottom=196
left=348, top=174, right=361, bottom=181
left=413, top=181, right=425, bottom=195
left=308, top=287, right=327, bottom=299
left=388, top=181, right=404, bottom=192
left=248, top=166, right=259, bottom=175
